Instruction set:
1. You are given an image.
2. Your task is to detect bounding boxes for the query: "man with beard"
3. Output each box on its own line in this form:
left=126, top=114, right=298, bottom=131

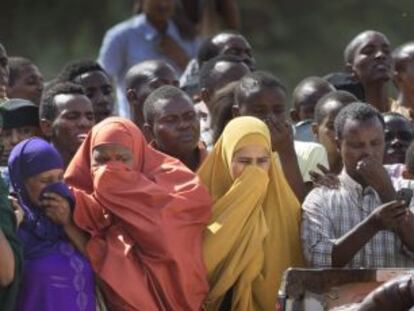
left=302, top=102, right=414, bottom=268
left=39, top=82, right=95, bottom=168
left=344, top=30, right=393, bottom=112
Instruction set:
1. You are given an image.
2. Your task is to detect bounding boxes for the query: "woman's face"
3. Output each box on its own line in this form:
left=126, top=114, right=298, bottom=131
left=91, top=143, right=134, bottom=170
left=24, top=168, right=64, bottom=206
left=231, top=144, right=271, bottom=179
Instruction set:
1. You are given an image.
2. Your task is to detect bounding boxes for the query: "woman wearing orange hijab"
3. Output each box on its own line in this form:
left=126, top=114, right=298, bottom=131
left=64, top=117, right=212, bottom=310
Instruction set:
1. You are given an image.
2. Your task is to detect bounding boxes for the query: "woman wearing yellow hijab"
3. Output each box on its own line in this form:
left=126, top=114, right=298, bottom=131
left=199, top=116, right=304, bottom=310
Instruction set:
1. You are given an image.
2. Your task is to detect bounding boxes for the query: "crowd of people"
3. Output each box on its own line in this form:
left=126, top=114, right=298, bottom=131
left=2, top=0, right=414, bottom=310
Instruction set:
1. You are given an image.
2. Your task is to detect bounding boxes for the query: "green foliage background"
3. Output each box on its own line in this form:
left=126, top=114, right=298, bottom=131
left=1, top=0, right=413, bottom=99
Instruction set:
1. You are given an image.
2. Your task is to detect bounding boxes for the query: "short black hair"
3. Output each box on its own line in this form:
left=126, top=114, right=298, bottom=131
left=199, top=54, right=247, bottom=91
left=235, top=70, right=286, bottom=107
left=405, top=141, right=414, bottom=172
left=392, top=42, right=414, bottom=72
left=40, top=82, right=85, bottom=121
left=57, top=59, right=107, bottom=83
left=8, top=57, right=35, bottom=86
left=143, top=85, right=191, bottom=125
left=324, top=71, right=365, bottom=101
left=125, top=60, right=175, bottom=91
left=382, top=112, right=414, bottom=135
left=314, top=90, right=357, bottom=124
left=292, top=76, right=334, bottom=110
left=196, top=37, right=220, bottom=66
left=383, top=111, right=412, bottom=123
left=334, top=102, right=384, bottom=139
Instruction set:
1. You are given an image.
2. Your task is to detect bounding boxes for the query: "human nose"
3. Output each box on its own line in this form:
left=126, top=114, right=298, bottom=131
left=78, top=115, right=93, bottom=129
left=375, top=48, right=387, bottom=60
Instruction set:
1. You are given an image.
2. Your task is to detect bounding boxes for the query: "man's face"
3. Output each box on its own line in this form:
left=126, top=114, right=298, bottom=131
left=204, top=61, right=250, bottom=110
left=130, top=66, right=178, bottom=128
left=339, top=117, right=385, bottom=181
left=2, top=126, right=39, bottom=161
left=7, top=64, right=44, bottom=105
left=0, top=46, right=8, bottom=87
left=351, top=33, right=392, bottom=84
left=394, top=50, right=414, bottom=94
left=143, top=0, right=174, bottom=24
left=151, top=95, right=200, bottom=157
left=217, top=35, right=256, bottom=70
left=296, top=87, right=334, bottom=121
left=238, top=88, right=287, bottom=124
left=51, top=94, right=95, bottom=156
left=314, top=101, right=344, bottom=161
left=76, top=70, right=114, bottom=123
left=383, top=116, right=414, bottom=164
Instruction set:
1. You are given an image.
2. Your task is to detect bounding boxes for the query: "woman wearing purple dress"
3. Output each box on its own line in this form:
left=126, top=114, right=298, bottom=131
left=8, top=138, right=96, bottom=311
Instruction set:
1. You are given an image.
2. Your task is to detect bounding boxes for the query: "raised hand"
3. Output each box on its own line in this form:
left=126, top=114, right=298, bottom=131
left=41, top=192, right=72, bottom=226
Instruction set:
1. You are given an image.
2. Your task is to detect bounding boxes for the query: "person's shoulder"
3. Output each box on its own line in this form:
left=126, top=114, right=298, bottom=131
left=105, top=15, right=144, bottom=36
left=303, top=183, right=343, bottom=211
left=294, top=140, right=327, bottom=159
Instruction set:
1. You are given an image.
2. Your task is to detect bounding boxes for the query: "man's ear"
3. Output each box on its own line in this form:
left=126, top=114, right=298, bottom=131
left=335, top=136, right=341, bottom=154
left=345, top=62, right=357, bottom=80
left=345, top=62, right=353, bottom=73
left=311, top=122, right=319, bottom=141
left=232, top=104, right=240, bottom=118
left=39, top=118, right=53, bottom=139
left=393, top=70, right=403, bottom=89
left=126, top=89, right=137, bottom=102
left=142, top=122, right=154, bottom=143
left=290, top=108, right=300, bottom=123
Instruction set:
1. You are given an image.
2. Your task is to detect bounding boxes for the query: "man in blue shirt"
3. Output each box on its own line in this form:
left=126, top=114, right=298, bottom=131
left=98, top=0, right=198, bottom=118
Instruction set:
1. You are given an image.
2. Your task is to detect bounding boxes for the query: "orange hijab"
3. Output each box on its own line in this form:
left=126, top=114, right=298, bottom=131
left=64, top=117, right=212, bottom=310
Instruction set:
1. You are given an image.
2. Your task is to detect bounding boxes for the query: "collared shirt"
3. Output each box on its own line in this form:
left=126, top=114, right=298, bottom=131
left=98, top=14, right=199, bottom=118
left=301, top=169, right=414, bottom=268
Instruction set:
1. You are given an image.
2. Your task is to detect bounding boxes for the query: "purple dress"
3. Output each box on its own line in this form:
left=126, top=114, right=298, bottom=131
left=8, top=138, right=96, bottom=311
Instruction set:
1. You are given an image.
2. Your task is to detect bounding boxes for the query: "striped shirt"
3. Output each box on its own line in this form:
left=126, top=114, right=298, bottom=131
left=301, top=169, right=414, bottom=268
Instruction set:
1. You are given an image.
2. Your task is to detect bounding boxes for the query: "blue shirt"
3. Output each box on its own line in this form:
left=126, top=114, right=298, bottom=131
left=98, top=14, right=199, bottom=117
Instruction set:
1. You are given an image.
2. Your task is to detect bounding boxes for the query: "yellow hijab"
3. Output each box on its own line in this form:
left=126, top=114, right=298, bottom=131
left=198, top=116, right=304, bottom=311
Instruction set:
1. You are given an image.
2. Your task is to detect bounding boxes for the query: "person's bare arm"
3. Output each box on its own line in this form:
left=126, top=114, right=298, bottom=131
left=278, top=144, right=307, bottom=202
left=0, top=228, right=15, bottom=287
left=266, top=118, right=307, bottom=202
left=332, top=200, right=406, bottom=267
